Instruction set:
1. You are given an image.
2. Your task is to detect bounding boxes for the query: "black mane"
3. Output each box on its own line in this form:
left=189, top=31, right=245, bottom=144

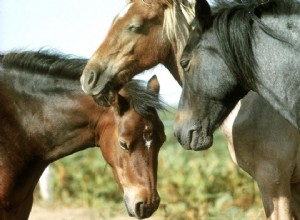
left=213, top=0, right=300, bottom=13
left=122, top=80, right=167, bottom=117
left=1, top=50, right=166, bottom=114
left=210, top=0, right=300, bottom=89
left=1, top=50, right=87, bottom=79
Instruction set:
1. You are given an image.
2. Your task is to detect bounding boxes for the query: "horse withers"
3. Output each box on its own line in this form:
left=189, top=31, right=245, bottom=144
left=174, top=0, right=300, bottom=151
left=0, top=51, right=166, bottom=219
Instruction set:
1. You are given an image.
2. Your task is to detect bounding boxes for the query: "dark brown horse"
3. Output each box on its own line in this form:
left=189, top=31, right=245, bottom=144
left=0, top=51, right=166, bottom=220
left=80, top=1, right=300, bottom=218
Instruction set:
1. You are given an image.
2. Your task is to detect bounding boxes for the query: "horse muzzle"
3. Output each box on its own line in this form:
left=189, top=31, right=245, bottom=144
left=80, top=68, right=117, bottom=107
left=174, top=116, right=213, bottom=151
left=124, top=192, right=160, bottom=219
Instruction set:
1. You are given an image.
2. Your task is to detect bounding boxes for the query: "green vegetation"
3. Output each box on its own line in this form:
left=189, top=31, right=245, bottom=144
left=35, top=108, right=264, bottom=219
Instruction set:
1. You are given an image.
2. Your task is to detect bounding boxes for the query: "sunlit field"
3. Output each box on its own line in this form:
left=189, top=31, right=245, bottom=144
left=33, top=107, right=265, bottom=220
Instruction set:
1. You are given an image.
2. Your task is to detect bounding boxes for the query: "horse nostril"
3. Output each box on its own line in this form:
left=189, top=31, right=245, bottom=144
left=135, top=201, right=145, bottom=218
left=87, top=71, right=96, bottom=86
left=180, top=59, right=190, bottom=70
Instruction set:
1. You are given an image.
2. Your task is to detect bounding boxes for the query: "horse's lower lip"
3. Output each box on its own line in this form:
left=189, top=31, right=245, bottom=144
left=128, top=212, right=134, bottom=217
left=189, top=129, right=213, bottom=151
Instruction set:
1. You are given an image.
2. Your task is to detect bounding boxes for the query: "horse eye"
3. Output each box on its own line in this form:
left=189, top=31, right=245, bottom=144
left=180, top=59, right=190, bottom=72
left=128, top=23, right=142, bottom=32
left=119, top=140, right=129, bottom=151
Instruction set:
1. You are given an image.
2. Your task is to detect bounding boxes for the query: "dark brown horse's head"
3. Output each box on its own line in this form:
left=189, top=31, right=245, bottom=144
left=97, top=76, right=166, bottom=219
left=80, top=0, right=194, bottom=106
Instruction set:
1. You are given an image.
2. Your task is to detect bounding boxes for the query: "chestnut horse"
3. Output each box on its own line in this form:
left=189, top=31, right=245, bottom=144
left=80, top=0, right=194, bottom=106
left=0, top=51, right=166, bottom=220
left=80, top=0, right=300, bottom=219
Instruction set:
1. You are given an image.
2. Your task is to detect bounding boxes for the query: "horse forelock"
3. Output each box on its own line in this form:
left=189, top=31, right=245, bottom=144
left=122, top=80, right=167, bottom=117
left=163, top=0, right=195, bottom=54
left=125, top=0, right=194, bottom=55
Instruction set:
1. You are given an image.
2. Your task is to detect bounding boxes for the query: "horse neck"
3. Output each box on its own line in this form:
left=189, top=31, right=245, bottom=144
left=0, top=67, right=104, bottom=162
left=41, top=90, right=106, bottom=162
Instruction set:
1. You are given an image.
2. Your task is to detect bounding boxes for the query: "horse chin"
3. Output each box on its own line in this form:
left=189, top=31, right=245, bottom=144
left=189, top=130, right=213, bottom=151
left=178, top=127, right=213, bottom=151
left=124, top=206, right=154, bottom=220
left=124, top=196, right=159, bottom=219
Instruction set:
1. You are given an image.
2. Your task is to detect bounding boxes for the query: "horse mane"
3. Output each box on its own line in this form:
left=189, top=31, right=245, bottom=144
left=122, top=80, right=167, bottom=117
left=160, top=0, right=195, bottom=54
left=1, top=50, right=87, bottom=79
left=211, top=0, right=300, bottom=89
left=1, top=50, right=165, bottom=115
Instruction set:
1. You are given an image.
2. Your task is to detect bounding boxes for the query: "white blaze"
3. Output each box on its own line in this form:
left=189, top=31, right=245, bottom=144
left=117, top=3, right=133, bottom=19
left=143, top=125, right=153, bottom=149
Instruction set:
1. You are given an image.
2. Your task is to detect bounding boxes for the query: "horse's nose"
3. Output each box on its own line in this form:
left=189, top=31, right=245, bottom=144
left=124, top=193, right=160, bottom=219
left=173, top=112, right=193, bottom=150
left=80, top=68, right=99, bottom=95
left=86, top=70, right=97, bottom=87
left=134, top=196, right=160, bottom=219
left=135, top=201, right=146, bottom=218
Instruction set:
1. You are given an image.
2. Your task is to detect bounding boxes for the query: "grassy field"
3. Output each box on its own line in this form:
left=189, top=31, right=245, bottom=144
left=34, top=108, right=265, bottom=219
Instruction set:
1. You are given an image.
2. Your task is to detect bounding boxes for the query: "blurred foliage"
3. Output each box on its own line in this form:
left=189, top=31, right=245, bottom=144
left=35, top=107, right=264, bottom=219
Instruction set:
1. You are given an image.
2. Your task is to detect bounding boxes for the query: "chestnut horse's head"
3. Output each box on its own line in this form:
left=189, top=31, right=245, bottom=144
left=98, top=76, right=166, bottom=219
left=80, top=0, right=194, bottom=106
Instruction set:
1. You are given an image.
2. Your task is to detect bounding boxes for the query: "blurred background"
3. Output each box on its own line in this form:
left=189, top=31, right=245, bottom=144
left=30, top=112, right=265, bottom=220
left=1, top=0, right=264, bottom=219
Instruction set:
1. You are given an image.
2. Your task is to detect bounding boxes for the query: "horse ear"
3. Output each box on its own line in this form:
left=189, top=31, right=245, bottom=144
left=116, top=93, right=130, bottom=116
left=147, top=75, right=160, bottom=94
left=195, top=0, right=211, bottom=30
